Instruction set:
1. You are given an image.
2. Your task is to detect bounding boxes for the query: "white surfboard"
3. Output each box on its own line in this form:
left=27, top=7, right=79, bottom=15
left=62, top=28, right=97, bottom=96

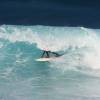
left=35, top=57, right=57, bottom=62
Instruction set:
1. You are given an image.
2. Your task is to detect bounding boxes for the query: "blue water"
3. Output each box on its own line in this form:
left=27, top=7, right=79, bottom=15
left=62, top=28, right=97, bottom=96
left=0, top=25, right=100, bottom=100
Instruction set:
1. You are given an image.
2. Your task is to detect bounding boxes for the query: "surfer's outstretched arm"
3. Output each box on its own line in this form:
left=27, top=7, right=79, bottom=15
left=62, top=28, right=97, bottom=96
left=51, top=52, right=61, bottom=57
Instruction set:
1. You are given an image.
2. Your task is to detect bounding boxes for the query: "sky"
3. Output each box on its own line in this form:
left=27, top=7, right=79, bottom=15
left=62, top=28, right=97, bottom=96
left=0, top=0, right=100, bottom=28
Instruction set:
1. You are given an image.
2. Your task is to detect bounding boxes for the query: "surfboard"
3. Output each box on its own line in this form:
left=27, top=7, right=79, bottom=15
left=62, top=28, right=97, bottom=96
left=35, top=57, right=56, bottom=62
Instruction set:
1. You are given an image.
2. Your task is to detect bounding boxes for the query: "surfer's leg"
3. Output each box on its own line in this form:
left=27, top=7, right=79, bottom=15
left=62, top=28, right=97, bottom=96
left=41, top=51, right=46, bottom=58
left=46, top=51, right=50, bottom=58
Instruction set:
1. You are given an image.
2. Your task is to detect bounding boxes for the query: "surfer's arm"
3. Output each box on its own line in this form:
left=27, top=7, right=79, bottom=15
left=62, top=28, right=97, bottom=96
left=51, top=52, right=61, bottom=57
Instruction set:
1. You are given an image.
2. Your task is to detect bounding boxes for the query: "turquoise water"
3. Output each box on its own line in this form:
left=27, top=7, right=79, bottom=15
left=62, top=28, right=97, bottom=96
left=0, top=25, right=100, bottom=100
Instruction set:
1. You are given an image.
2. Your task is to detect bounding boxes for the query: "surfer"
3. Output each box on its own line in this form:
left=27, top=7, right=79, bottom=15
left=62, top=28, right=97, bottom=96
left=41, top=49, right=60, bottom=58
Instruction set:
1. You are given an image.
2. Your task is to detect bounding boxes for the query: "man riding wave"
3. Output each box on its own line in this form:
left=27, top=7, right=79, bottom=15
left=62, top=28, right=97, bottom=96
left=41, top=48, right=61, bottom=58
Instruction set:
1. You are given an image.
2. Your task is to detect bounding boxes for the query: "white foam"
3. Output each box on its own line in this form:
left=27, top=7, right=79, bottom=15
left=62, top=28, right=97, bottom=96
left=1, top=25, right=100, bottom=72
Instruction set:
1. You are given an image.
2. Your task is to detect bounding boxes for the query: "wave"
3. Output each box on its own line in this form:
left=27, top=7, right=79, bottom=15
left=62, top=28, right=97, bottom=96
left=0, top=25, right=99, bottom=49
left=0, top=25, right=100, bottom=76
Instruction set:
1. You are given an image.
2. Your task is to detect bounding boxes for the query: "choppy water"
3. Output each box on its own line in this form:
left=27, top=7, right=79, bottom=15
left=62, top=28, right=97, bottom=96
left=0, top=25, right=100, bottom=100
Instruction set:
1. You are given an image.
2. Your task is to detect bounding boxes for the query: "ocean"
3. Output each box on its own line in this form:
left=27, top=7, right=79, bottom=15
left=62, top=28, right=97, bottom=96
left=0, top=0, right=100, bottom=99
left=0, top=25, right=100, bottom=100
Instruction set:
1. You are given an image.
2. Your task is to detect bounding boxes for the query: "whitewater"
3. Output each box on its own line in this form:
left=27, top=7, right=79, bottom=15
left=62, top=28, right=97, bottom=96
left=0, top=25, right=100, bottom=100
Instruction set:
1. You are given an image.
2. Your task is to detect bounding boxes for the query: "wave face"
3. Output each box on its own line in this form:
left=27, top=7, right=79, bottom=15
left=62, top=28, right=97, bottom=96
left=0, top=25, right=100, bottom=100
